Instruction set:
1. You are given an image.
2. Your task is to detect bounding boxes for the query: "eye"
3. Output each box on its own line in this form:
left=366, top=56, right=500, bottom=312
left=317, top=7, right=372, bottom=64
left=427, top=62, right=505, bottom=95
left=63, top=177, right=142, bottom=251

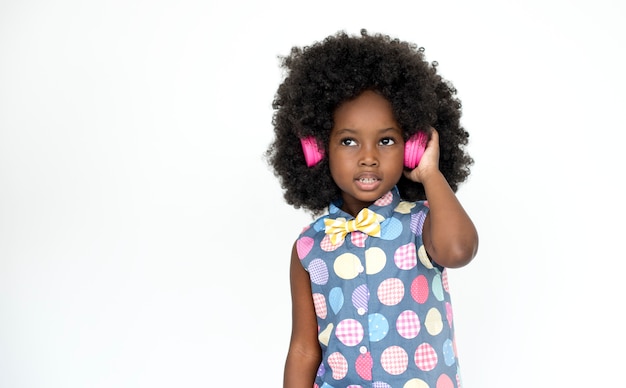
left=380, top=137, right=396, bottom=146
left=340, top=138, right=357, bottom=146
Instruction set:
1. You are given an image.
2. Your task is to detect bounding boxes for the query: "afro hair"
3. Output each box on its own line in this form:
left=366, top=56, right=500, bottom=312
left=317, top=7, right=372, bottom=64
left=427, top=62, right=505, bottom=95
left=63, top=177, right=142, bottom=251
left=266, top=29, right=473, bottom=215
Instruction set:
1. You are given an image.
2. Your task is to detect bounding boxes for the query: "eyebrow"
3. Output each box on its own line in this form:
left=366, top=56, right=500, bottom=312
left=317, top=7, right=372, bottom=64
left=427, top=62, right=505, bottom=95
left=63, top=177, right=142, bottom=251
left=333, top=127, right=401, bottom=136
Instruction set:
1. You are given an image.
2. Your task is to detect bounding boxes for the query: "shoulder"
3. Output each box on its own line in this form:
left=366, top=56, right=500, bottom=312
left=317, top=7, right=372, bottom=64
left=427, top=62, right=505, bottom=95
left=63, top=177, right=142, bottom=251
left=387, top=199, right=429, bottom=237
left=391, top=199, right=429, bottom=220
left=297, top=213, right=330, bottom=239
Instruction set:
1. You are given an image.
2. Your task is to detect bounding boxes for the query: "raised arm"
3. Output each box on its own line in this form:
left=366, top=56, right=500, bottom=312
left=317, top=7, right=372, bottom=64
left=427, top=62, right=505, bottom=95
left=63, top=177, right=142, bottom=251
left=283, top=242, right=322, bottom=387
left=404, top=129, right=479, bottom=268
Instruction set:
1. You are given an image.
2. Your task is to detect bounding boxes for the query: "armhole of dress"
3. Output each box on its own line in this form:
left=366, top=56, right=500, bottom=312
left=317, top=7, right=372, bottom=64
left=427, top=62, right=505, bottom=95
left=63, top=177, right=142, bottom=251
left=418, top=202, right=444, bottom=271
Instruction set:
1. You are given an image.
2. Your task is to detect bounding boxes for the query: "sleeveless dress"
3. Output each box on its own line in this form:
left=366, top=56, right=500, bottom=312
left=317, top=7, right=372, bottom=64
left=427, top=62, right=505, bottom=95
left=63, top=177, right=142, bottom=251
left=295, top=188, right=462, bottom=388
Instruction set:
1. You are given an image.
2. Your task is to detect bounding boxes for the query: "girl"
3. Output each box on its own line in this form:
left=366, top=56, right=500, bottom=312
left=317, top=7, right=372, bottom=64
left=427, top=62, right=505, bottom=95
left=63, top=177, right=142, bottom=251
left=266, top=29, right=478, bottom=388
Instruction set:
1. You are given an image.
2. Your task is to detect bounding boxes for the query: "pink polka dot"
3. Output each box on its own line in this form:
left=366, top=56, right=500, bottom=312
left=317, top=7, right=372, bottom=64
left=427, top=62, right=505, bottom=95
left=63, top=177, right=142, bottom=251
left=328, top=352, right=348, bottom=380
left=411, top=275, right=429, bottom=304
left=394, top=243, right=417, bottom=270
left=380, top=346, right=408, bottom=375
left=321, top=234, right=343, bottom=251
left=312, top=293, right=327, bottom=319
left=442, top=268, right=450, bottom=292
left=414, top=343, right=438, bottom=371
left=335, top=319, right=364, bottom=346
left=355, top=351, right=373, bottom=381
left=377, top=278, right=405, bottom=306
left=296, top=236, right=314, bottom=259
left=436, top=373, right=454, bottom=388
left=396, top=310, right=420, bottom=339
left=374, top=191, right=393, bottom=206
left=351, top=232, right=367, bottom=247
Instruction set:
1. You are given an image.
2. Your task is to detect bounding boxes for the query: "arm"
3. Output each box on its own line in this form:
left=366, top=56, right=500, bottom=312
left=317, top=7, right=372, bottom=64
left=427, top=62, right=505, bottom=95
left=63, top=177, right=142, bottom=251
left=404, top=129, right=479, bottom=268
left=283, top=242, right=322, bottom=387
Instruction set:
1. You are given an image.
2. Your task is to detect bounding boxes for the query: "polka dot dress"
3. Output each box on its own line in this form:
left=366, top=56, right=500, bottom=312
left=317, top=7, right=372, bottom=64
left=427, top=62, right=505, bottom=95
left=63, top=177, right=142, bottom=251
left=297, top=188, right=462, bottom=387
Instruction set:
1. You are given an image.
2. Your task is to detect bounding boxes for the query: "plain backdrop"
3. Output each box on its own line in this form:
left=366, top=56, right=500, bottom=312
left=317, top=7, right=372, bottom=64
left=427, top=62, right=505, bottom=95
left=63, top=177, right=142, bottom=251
left=1, top=0, right=625, bottom=387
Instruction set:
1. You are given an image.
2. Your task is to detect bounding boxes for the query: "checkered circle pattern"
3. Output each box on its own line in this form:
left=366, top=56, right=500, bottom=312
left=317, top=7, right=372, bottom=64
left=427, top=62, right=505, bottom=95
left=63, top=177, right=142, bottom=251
left=312, top=293, right=327, bottom=319
left=394, top=242, right=417, bottom=270
left=373, top=191, right=393, bottom=206
left=351, top=231, right=367, bottom=247
left=377, top=278, right=405, bottom=306
left=328, top=351, right=349, bottom=380
left=321, top=234, right=343, bottom=252
left=380, top=345, right=409, bottom=375
left=335, top=318, right=364, bottom=346
left=415, top=342, right=438, bottom=371
left=442, top=268, right=450, bottom=292
left=396, top=310, right=421, bottom=339
left=308, top=258, right=329, bottom=285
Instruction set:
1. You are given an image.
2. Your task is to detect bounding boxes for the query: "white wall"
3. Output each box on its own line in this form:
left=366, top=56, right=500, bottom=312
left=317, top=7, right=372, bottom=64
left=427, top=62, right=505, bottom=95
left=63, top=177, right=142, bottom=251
left=1, top=1, right=624, bottom=387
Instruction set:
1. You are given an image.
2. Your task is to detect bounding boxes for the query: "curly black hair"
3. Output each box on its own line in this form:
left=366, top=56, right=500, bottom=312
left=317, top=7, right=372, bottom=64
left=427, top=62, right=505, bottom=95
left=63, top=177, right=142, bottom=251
left=266, top=29, right=473, bottom=215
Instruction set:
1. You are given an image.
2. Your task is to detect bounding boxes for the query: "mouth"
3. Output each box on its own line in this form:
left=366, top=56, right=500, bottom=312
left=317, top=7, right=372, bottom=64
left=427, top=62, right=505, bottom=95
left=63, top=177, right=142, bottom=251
left=354, top=174, right=382, bottom=190
left=357, top=177, right=379, bottom=184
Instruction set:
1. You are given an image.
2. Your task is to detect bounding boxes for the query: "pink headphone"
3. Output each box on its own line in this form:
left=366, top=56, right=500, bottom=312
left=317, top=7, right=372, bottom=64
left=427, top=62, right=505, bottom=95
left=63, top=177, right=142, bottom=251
left=300, top=131, right=428, bottom=169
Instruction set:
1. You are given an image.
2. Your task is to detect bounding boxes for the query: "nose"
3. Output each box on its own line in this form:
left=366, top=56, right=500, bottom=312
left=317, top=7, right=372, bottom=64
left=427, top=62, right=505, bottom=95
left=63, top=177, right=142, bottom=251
left=359, top=144, right=379, bottom=166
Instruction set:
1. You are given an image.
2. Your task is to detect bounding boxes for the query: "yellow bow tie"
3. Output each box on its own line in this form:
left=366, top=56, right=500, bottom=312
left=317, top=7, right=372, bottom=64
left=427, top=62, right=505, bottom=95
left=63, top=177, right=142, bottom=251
left=324, top=208, right=384, bottom=245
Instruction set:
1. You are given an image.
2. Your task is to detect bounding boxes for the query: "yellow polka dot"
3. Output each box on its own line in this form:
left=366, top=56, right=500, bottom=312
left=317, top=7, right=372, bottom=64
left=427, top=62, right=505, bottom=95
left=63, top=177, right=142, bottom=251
left=365, top=247, right=386, bottom=275
left=334, top=253, right=361, bottom=280
left=394, top=201, right=416, bottom=214
left=403, top=378, right=429, bottom=388
left=425, top=307, right=444, bottom=336
left=418, top=245, right=433, bottom=269
left=318, top=323, right=334, bottom=346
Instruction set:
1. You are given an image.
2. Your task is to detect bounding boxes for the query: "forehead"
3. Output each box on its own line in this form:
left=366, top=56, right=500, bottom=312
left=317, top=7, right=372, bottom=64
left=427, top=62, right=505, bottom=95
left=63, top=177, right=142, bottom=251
left=332, top=91, right=400, bottom=132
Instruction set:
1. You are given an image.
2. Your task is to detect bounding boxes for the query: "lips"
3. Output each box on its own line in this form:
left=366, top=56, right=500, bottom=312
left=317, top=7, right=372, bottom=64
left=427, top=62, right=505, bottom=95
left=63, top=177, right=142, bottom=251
left=354, top=173, right=381, bottom=190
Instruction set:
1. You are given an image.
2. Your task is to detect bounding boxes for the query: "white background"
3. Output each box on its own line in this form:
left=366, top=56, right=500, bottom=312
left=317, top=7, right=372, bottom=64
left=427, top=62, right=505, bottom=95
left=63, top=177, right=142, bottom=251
left=1, top=0, right=625, bottom=387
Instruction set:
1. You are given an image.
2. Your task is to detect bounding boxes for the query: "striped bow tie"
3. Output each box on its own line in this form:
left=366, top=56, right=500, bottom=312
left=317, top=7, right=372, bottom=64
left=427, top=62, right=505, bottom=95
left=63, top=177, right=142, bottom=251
left=324, top=208, right=383, bottom=245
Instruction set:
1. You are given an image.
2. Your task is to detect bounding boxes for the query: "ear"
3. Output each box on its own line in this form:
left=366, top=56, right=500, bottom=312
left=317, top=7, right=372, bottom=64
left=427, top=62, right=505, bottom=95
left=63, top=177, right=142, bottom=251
left=300, top=136, right=324, bottom=167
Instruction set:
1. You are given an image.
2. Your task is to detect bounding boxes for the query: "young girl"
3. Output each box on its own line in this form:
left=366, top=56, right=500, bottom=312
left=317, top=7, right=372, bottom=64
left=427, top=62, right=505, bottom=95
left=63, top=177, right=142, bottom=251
left=267, top=29, right=478, bottom=388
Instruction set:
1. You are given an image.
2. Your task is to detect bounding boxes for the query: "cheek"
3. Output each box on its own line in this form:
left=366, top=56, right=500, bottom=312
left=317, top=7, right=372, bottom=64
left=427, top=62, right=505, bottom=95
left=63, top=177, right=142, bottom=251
left=387, top=152, right=406, bottom=179
left=329, top=161, right=345, bottom=184
left=328, top=149, right=348, bottom=176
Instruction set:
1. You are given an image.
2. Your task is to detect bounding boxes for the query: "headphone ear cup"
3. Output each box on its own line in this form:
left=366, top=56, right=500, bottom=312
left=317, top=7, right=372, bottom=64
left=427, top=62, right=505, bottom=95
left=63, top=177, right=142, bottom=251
left=404, top=132, right=428, bottom=169
left=300, top=136, right=324, bottom=167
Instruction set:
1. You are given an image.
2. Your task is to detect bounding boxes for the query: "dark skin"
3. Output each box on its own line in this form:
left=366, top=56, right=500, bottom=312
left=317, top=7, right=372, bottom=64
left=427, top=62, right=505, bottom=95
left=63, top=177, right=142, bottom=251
left=283, top=91, right=478, bottom=387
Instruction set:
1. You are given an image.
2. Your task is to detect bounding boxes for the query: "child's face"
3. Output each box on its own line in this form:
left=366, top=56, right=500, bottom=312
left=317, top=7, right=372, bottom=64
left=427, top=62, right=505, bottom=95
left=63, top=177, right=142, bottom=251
left=329, top=90, right=405, bottom=215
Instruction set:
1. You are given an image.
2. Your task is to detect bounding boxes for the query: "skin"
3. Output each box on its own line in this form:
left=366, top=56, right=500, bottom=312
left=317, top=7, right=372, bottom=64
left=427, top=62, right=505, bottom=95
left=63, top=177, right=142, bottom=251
left=283, top=91, right=479, bottom=387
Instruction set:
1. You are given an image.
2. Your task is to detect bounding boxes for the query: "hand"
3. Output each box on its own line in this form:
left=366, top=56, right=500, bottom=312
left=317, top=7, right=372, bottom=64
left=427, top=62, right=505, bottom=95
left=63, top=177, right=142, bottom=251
left=404, top=128, right=440, bottom=183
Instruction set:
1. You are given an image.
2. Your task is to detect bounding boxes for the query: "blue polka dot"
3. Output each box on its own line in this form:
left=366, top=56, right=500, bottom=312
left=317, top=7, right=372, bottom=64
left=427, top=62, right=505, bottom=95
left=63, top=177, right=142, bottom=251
left=432, top=274, right=444, bottom=301
left=329, top=287, right=344, bottom=314
left=368, top=313, right=389, bottom=342
left=380, top=218, right=402, bottom=240
left=313, top=216, right=327, bottom=232
left=443, top=339, right=456, bottom=366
